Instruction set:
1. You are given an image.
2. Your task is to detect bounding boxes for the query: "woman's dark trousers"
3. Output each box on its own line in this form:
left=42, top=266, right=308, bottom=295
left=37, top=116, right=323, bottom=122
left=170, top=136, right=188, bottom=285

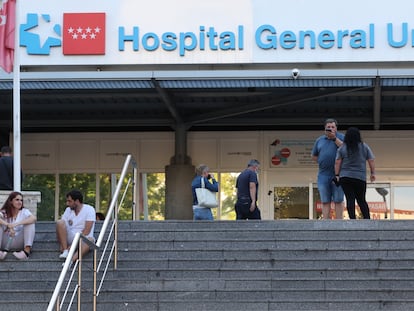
left=339, top=177, right=370, bottom=219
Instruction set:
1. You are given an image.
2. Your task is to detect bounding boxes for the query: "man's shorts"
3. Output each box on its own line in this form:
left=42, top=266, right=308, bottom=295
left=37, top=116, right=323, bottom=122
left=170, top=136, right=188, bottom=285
left=64, top=220, right=95, bottom=245
left=318, top=174, right=344, bottom=203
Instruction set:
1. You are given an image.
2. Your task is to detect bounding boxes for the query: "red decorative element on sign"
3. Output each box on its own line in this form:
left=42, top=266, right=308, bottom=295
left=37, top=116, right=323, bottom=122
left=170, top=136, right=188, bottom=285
left=271, top=156, right=281, bottom=165
left=280, top=148, right=291, bottom=158
left=63, top=13, right=106, bottom=55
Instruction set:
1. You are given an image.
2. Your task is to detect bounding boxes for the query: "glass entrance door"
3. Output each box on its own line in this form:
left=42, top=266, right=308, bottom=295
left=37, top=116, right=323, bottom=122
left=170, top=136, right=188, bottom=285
left=271, top=183, right=392, bottom=220
left=272, top=186, right=310, bottom=219
left=311, top=182, right=391, bottom=220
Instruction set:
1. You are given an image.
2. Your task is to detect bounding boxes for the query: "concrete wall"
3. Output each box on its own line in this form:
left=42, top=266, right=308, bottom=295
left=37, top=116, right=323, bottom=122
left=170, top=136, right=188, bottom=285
left=16, top=130, right=414, bottom=219
left=0, top=191, right=41, bottom=217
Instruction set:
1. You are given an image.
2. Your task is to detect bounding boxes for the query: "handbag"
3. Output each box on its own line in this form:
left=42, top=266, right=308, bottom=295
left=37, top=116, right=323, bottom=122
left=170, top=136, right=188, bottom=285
left=195, top=177, right=218, bottom=208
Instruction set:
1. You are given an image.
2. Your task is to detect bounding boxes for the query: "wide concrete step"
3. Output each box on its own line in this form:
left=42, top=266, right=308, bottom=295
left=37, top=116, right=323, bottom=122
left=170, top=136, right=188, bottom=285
left=2, top=220, right=414, bottom=311
left=4, top=301, right=414, bottom=311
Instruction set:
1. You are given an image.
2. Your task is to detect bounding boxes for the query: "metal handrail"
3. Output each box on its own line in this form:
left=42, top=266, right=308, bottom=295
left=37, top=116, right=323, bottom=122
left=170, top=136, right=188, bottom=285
left=47, top=154, right=137, bottom=311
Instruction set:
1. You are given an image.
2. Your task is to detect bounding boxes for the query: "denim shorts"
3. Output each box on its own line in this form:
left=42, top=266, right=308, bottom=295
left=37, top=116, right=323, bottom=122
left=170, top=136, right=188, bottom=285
left=317, top=174, right=344, bottom=203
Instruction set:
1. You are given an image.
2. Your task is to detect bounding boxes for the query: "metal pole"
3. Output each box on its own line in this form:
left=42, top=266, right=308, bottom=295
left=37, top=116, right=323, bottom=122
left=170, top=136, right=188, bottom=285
left=114, top=210, right=118, bottom=270
left=133, top=166, right=138, bottom=220
left=77, top=241, right=82, bottom=311
left=12, top=0, right=21, bottom=191
left=142, top=172, right=148, bottom=220
left=93, top=248, right=97, bottom=311
left=309, top=182, right=314, bottom=220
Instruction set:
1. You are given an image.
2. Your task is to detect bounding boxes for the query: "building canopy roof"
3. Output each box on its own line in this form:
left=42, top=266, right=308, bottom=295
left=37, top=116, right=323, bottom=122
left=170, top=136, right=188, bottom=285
left=1, top=68, right=414, bottom=133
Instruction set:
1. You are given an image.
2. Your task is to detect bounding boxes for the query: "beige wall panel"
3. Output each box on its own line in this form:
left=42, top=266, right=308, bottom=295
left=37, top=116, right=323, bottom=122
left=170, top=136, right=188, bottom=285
left=364, top=138, right=411, bottom=168
left=21, top=140, right=57, bottom=171
left=220, top=138, right=259, bottom=170
left=139, top=140, right=174, bottom=170
left=188, top=139, right=218, bottom=169
left=59, top=140, right=97, bottom=170
left=19, top=130, right=414, bottom=174
left=100, top=140, right=137, bottom=170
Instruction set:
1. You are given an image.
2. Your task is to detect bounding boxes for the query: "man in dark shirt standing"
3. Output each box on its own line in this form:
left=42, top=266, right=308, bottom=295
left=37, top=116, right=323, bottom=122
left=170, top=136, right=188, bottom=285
left=235, top=159, right=261, bottom=220
left=0, top=146, right=14, bottom=190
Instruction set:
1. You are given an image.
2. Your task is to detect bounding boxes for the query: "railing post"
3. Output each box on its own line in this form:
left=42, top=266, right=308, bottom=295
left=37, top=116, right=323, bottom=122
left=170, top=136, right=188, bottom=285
left=133, top=165, right=138, bottom=220
left=309, top=182, right=314, bottom=220
left=77, top=241, right=82, bottom=311
left=48, top=155, right=136, bottom=311
left=114, top=212, right=118, bottom=270
left=93, top=248, right=97, bottom=311
left=142, top=173, right=148, bottom=220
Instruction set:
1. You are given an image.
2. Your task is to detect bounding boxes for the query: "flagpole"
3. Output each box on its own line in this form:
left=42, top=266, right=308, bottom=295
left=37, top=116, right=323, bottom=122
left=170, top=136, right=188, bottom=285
left=12, top=0, right=21, bottom=191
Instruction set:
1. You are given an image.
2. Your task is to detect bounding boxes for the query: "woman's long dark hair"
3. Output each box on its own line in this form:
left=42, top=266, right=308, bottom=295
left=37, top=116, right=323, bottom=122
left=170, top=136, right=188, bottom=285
left=1, top=191, right=24, bottom=219
left=344, top=127, right=362, bottom=156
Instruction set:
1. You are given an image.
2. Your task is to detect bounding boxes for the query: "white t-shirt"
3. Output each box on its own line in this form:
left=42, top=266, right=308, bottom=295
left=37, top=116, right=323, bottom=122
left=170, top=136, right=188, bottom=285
left=1, top=208, right=33, bottom=237
left=61, top=203, right=95, bottom=239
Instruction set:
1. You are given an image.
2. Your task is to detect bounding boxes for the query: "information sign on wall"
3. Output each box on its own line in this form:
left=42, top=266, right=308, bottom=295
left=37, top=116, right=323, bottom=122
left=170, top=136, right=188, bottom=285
left=270, top=138, right=316, bottom=168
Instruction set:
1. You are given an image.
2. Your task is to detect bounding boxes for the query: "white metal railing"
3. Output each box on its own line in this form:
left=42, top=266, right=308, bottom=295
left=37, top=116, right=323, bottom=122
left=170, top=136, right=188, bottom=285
left=47, top=154, right=137, bottom=311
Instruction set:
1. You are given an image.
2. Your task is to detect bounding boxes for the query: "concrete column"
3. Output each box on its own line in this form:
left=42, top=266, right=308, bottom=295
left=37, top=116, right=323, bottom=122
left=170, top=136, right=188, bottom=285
left=373, top=76, right=381, bottom=131
left=165, top=164, right=195, bottom=220
left=165, top=123, right=194, bottom=219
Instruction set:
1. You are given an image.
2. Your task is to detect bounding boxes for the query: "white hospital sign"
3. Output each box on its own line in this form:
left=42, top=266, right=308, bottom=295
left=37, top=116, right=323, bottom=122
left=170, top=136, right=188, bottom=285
left=119, top=23, right=413, bottom=56
left=18, top=0, right=414, bottom=66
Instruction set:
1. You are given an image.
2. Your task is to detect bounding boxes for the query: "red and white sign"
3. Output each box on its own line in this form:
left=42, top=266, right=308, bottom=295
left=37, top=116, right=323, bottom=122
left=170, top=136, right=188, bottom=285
left=316, top=201, right=387, bottom=213
left=63, top=13, right=105, bottom=55
left=280, top=147, right=291, bottom=158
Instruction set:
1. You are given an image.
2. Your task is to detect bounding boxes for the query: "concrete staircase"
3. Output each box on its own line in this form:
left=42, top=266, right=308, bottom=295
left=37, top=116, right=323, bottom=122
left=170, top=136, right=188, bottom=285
left=1, top=220, right=414, bottom=311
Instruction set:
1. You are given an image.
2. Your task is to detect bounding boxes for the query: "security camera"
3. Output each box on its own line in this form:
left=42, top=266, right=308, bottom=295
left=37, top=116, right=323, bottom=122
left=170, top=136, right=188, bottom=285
left=291, top=68, right=300, bottom=79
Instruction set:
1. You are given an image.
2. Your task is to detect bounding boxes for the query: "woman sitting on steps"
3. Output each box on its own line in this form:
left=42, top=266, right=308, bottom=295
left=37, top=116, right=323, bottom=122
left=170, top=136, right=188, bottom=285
left=0, top=191, right=37, bottom=260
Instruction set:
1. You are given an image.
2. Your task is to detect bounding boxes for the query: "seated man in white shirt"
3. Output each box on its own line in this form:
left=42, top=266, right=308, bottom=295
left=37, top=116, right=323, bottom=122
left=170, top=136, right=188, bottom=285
left=56, top=189, right=95, bottom=262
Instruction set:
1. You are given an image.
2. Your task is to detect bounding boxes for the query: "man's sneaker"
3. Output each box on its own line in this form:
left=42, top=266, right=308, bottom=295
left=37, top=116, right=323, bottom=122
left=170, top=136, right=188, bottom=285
left=0, top=251, right=7, bottom=260
left=12, top=251, right=29, bottom=260
left=59, top=249, right=69, bottom=259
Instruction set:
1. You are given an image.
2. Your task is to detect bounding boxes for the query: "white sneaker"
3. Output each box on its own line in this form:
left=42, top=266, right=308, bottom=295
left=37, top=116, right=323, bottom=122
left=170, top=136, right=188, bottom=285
left=0, top=251, right=7, bottom=260
left=59, top=249, right=69, bottom=259
left=13, top=250, right=29, bottom=260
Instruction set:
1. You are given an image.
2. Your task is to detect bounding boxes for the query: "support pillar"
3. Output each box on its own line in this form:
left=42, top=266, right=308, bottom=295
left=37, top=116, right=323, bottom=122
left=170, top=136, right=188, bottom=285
left=165, top=123, right=194, bottom=220
left=165, top=164, right=194, bottom=219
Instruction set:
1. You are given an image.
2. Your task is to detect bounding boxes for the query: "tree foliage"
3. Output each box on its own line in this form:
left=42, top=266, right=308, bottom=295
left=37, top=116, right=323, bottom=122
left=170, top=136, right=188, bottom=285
left=274, top=186, right=309, bottom=219
left=22, top=174, right=55, bottom=221
left=218, top=172, right=238, bottom=220
left=58, top=173, right=97, bottom=216
left=145, top=173, right=165, bottom=220
left=21, top=172, right=166, bottom=221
